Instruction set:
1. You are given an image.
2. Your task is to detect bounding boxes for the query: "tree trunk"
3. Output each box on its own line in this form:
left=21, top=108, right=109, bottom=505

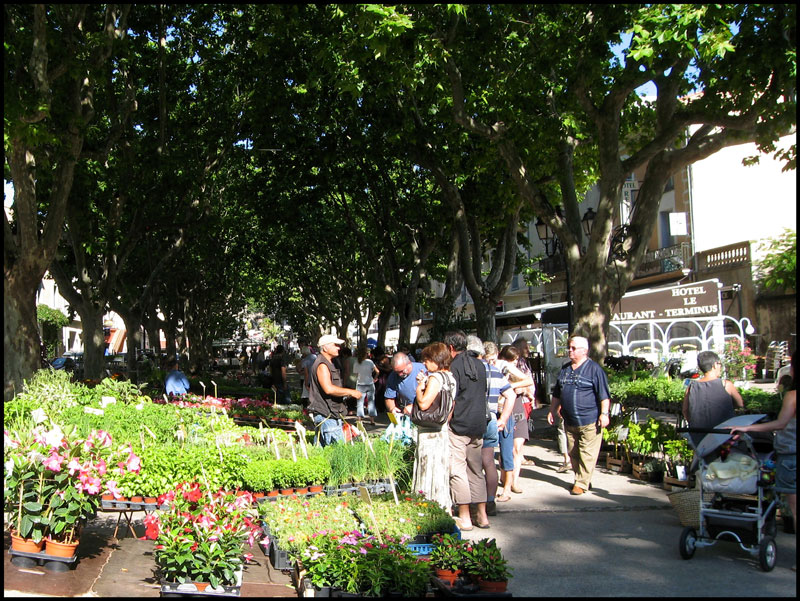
left=76, top=304, right=106, bottom=381
left=4, top=275, right=43, bottom=400
left=376, top=298, right=394, bottom=350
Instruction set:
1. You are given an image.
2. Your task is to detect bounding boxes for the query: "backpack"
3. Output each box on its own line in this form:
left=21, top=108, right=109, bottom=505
left=411, top=372, right=454, bottom=428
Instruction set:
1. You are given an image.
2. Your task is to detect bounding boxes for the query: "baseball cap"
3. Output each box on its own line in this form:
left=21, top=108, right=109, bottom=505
left=318, top=334, right=345, bottom=348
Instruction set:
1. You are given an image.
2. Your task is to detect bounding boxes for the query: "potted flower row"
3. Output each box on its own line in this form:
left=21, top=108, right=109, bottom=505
left=297, top=530, right=432, bottom=597
left=4, top=425, right=140, bottom=559
left=242, top=455, right=330, bottom=497
left=144, top=481, right=262, bottom=592
left=429, top=533, right=513, bottom=593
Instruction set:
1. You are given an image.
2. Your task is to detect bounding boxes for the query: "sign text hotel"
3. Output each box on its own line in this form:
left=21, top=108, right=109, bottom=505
left=612, top=281, right=721, bottom=322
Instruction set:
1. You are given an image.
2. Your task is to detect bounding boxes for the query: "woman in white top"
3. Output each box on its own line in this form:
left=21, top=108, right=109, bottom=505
left=352, top=346, right=379, bottom=424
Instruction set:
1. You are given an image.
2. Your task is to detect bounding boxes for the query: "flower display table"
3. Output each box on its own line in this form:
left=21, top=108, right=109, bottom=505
left=160, top=567, right=243, bottom=597
left=8, top=547, right=79, bottom=572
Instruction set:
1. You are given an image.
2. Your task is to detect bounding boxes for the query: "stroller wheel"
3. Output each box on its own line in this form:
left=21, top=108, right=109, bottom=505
left=758, top=536, right=777, bottom=572
left=679, top=526, right=697, bottom=560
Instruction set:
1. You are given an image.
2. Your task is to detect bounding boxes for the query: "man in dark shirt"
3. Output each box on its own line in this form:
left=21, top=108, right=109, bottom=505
left=547, top=335, right=611, bottom=495
left=444, top=330, right=489, bottom=530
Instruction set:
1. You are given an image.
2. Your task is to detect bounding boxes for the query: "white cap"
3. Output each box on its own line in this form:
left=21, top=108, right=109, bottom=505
left=318, top=334, right=345, bottom=348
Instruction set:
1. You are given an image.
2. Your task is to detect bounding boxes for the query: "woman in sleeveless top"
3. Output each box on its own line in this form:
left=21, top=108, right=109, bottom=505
left=729, top=350, right=796, bottom=561
left=410, top=342, right=456, bottom=515
left=682, top=350, right=744, bottom=447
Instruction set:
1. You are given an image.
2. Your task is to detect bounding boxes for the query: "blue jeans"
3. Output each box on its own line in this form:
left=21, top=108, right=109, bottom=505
left=356, top=383, right=377, bottom=418
left=483, top=413, right=499, bottom=448
left=498, top=413, right=515, bottom=471
left=312, top=413, right=344, bottom=447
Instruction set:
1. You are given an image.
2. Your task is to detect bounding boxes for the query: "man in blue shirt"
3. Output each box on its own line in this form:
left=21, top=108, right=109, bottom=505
left=385, top=352, right=427, bottom=414
left=547, top=336, right=610, bottom=495
left=165, top=359, right=191, bottom=396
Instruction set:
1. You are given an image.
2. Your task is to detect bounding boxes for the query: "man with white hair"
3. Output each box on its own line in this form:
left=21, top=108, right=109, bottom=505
left=547, top=335, right=611, bottom=495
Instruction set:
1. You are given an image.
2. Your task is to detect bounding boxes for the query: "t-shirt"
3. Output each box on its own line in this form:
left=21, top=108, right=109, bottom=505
left=384, top=361, right=427, bottom=409
left=165, top=370, right=190, bottom=396
left=484, top=361, right=512, bottom=415
left=552, top=359, right=611, bottom=427
left=300, top=353, right=317, bottom=398
left=686, top=378, right=736, bottom=446
left=352, top=358, right=377, bottom=385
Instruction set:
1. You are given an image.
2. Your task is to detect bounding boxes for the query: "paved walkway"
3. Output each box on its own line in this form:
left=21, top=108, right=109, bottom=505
left=4, top=406, right=795, bottom=597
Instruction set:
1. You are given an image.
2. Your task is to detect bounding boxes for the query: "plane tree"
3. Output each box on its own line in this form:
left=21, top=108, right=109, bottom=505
left=4, top=4, right=131, bottom=399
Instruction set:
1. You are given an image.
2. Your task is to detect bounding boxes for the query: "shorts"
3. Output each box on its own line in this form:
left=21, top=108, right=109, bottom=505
left=775, top=453, right=796, bottom=494
left=482, top=414, right=499, bottom=448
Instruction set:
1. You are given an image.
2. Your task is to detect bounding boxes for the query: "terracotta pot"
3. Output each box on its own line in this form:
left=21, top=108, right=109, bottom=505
left=45, top=537, right=79, bottom=558
left=279, top=487, right=294, bottom=496
left=435, top=568, right=461, bottom=586
left=309, top=485, right=324, bottom=493
left=144, top=497, right=158, bottom=504
left=267, top=489, right=279, bottom=497
left=192, top=582, right=209, bottom=592
left=477, top=578, right=508, bottom=593
left=101, top=494, right=114, bottom=501
left=294, top=487, right=309, bottom=495
left=130, top=496, right=144, bottom=503
left=253, top=491, right=265, bottom=499
left=11, top=533, right=44, bottom=554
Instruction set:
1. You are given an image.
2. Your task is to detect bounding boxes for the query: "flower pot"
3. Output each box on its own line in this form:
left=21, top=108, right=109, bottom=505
left=45, top=537, right=79, bottom=558
left=279, top=487, right=294, bottom=495
left=477, top=578, right=508, bottom=593
left=11, top=533, right=44, bottom=554
left=309, top=485, right=324, bottom=493
left=144, top=497, right=158, bottom=504
left=130, top=495, right=144, bottom=503
left=192, top=582, right=209, bottom=592
left=294, top=486, right=309, bottom=495
left=267, top=489, right=280, bottom=497
left=435, top=568, right=461, bottom=586
left=253, top=491, right=265, bottom=499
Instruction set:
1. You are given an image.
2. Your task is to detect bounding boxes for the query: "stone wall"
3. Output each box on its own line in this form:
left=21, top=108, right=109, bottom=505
left=754, top=293, right=796, bottom=356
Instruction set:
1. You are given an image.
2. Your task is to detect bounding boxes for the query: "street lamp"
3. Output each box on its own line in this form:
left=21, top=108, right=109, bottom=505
left=581, top=207, right=596, bottom=238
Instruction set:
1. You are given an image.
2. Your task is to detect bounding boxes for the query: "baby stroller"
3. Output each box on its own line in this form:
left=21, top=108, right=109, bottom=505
left=676, top=414, right=779, bottom=572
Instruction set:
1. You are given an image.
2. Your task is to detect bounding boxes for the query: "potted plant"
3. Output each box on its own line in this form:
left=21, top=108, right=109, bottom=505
left=242, top=460, right=274, bottom=495
left=4, top=429, right=50, bottom=551
left=663, top=437, right=694, bottom=489
left=145, top=481, right=261, bottom=591
left=429, top=533, right=467, bottom=585
left=603, top=424, right=632, bottom=473
left=462, top=537, right=512, bottom=592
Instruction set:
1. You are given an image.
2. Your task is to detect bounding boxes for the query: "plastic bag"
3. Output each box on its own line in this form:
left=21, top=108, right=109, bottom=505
left=381, top=414, right=416, bottom=446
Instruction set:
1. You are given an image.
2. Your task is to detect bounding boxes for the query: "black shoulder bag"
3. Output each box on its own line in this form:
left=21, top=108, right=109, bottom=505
left=411, top=373, right=454, bottom=428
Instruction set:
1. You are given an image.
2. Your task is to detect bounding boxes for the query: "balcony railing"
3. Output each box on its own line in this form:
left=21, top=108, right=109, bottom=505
left=695, top=241, right=750, bottom=272
left=635, top=242, right=691, bottom=278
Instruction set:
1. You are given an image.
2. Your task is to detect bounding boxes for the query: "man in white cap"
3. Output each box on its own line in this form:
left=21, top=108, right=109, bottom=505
left=308, top=334, right=364, bottom=446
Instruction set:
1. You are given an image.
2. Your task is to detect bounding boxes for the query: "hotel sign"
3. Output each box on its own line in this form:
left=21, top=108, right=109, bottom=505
left=612, top=279, right=721, bottom=322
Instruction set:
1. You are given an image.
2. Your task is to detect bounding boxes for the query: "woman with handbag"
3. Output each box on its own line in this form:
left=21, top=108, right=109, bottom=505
left=406, top=342, right=456, bottom=514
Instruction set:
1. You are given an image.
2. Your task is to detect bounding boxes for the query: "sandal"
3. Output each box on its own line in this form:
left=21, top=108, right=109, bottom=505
left=454, top=518, right=473, bottom=531
left=522, top=458, right=536, bottom=466
left=556, top=463, right=571, bottom=473
left=495, top=494, right=511, bottom=502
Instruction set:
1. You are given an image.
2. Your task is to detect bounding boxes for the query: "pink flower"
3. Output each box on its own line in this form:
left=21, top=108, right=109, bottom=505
left=105, top=480, right=122, bottom=498
left=43, top=451, right=65, bottom=472
left=97, top=458, right=107, bottom=476
left=125, top=452, right=141, bottom=474
left=67, top=458, right=82, bottom=476
left=84, top=476, right=101, bottom=495
left=243, top=552, right=253, bottom=562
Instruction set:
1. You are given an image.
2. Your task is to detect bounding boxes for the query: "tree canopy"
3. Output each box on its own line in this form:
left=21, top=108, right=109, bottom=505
left=5, top=4, right=796, bottom=395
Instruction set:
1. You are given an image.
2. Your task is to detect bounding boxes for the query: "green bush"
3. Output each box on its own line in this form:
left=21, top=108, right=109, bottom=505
left=242, top=460, right=275, bottom=492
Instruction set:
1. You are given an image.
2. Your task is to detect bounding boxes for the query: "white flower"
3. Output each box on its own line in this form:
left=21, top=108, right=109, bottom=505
left=5, top=459, right=15, bottom=477
left=31, top=408, right=48, bottom=424
left=135, top=403, right=144, bottom=411
left=100, top=396, right=116, bottom=408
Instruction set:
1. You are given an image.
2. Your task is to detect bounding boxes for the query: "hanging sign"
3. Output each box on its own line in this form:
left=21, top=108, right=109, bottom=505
left=611, top=279, right=721, bottom=321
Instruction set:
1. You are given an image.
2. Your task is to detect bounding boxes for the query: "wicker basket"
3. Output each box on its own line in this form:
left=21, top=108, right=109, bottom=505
left=667, top=488, right=713, bottom=529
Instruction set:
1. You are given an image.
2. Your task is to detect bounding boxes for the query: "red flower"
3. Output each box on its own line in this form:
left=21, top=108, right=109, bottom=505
left=183, top=484, right=203, bottom=503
